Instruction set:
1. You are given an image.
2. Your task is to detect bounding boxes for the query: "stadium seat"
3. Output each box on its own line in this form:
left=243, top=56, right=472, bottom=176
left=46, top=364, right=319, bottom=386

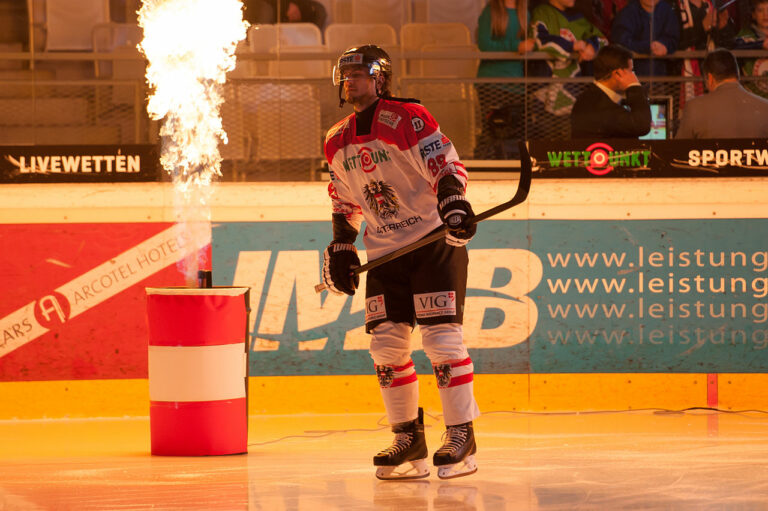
left=403, top=82, right=478, bottom=159
left=233, top=83, right=324, bottom=165
left=425, top=0, right=483, bottom=41
left=45, top=0, right=110, bottom=50
left=400, top=22, right=472, bottom=76
left=324, top=23, right=397, bottom=53
left=219, top=83, right=247, bottom=159
left=277, top=22, right=324, bottom=46
left=248, top=23, right=329, bottom=78
left=331, top=0, right=352, bottom=23
left=91, top=22, right=145, bottom=107
left=350, top=0, right=409, bottom=36
left=419, top=43, right=478, bottom=77
left=91, top=23, right=143, bottom=78
left=400, top=23, right=478, bottom=158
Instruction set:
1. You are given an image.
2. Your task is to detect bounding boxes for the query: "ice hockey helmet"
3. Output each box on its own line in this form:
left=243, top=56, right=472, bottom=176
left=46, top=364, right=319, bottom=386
left=334, top=44, right=392, bottom=105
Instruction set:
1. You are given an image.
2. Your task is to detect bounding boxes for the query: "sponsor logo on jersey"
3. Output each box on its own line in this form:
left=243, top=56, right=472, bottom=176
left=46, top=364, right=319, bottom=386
left=375, top=215, right=422, bottom=234
left=411, top=116, right=425, bottom=132
left=342, top=147, right=391, bottom=172
left=419, top=136, right=451, bottom=159
left=366, top=294, right=387, bottom=323
left=377, top=110, right=401, bottom=129
left=363, top=179, right=400, bottom=219
left=414, top=291, right=456, bottom=318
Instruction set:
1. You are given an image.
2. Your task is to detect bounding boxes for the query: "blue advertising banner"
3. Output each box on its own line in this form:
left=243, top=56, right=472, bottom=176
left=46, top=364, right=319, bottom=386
left=213, top=219, right=768, bottom=376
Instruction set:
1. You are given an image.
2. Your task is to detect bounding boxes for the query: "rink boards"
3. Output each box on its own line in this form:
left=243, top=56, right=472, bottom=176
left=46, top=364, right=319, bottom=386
left=0, top=179, right=766, bottom=418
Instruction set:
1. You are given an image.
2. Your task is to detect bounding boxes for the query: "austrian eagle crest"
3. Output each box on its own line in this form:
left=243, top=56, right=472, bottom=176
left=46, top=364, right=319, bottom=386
left=363, top=179, right=399, bottom=219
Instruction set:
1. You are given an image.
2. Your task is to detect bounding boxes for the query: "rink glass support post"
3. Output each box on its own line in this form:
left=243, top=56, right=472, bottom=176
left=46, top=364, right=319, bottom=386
left=146, top=286, right=251, bottom=456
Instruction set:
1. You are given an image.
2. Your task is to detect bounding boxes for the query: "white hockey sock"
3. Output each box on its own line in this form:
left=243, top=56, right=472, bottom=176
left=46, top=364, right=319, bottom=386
left=420, top=323, right=480, bottom=426
left=434, top=357, right=480, bottom=426
left=376, top=360, right=419, bottom=425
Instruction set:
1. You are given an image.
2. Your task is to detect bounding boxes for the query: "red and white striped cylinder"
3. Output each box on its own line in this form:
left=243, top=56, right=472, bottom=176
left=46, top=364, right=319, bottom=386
left=146, top=287, right=250, bottom=456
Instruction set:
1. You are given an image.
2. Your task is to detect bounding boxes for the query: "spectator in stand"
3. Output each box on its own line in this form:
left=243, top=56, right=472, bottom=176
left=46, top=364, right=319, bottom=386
left=476, top=0, right=536, bottom=158
left=611, top=0, right=681, bottom=78
left=676, top=48, right=768, bottom=138
left=677, top=0, right=735, bottom=50
left=244, top=0, right=327, bottom=29
left=478, top=0, right=536, bottom=78
left=676, top=0, right=736, bottom=106
left=580, top=0, right=629, bottom=36
left=733, top=0, right=768, bottom=98
left=571, top=44, right=651, bottom=138
left=531, top=0, right=607, bottom=120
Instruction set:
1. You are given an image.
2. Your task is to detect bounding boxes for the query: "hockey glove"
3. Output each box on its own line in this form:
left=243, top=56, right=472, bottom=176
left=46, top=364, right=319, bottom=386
left=322, top=242, right=360, bottom=295
left=437, top=177, right=476, bottom=247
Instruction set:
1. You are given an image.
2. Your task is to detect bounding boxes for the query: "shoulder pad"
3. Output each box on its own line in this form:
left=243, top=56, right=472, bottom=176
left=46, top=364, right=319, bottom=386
left=325, top=116, right=352, bottom=142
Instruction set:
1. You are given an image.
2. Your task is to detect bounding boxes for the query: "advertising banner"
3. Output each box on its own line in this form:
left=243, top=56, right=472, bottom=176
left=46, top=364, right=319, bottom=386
left=0, top=145, right=160, bottom=183
left=528, top=138, right=768, bottom=178
left=0, top=223, right=201, bottom=381
left=2, top=216, right=765, bottom=382
left=213, top=219, right=768, bottom=376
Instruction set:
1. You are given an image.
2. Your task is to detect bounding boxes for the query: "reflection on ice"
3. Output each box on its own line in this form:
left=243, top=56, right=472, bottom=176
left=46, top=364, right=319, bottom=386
left=1, top=410, right=767, bottom=510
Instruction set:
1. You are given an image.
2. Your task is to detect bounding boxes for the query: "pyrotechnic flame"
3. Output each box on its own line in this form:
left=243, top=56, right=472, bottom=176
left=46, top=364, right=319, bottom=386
left=138, top=0, right=248, bottom=285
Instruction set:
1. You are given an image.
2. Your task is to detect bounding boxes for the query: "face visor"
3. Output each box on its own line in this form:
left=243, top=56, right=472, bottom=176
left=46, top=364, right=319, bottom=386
left=332, top=52, right=384, bottom=86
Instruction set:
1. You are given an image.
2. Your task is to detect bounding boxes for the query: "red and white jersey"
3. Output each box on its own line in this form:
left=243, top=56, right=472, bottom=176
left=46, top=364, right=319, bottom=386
left=324, top=99, right=468, bottom=259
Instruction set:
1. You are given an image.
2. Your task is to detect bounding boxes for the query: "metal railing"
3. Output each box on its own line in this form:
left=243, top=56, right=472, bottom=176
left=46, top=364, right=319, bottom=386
left=0, top=49, right=766, bottom=181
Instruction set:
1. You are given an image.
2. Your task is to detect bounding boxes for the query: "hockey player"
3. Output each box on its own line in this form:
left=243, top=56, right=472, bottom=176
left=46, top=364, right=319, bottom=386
left=322, top=45, right=480, bottom=480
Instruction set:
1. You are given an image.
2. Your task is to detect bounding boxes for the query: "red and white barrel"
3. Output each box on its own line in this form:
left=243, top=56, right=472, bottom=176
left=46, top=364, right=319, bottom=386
left=146, top=287, right=250, bottom=456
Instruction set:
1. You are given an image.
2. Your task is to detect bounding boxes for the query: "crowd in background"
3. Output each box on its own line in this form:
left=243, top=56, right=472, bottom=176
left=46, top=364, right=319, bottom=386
left=1, top=0, right=766, bottom=160
left=470, top=0, right=768, bottom=152
left=476, top=0, right=768, bottom=92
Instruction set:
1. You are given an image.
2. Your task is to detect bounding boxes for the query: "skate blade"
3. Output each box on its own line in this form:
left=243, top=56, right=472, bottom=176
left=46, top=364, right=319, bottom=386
left=375, top=459, right=430, bottom=480
left=436, top=455, right=478, bottom=480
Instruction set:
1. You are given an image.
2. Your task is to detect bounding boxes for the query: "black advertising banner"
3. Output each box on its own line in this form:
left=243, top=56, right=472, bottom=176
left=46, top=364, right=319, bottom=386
left=527, top=139, right=768, bottom=178
left=0, top=145, right=161, bottom=183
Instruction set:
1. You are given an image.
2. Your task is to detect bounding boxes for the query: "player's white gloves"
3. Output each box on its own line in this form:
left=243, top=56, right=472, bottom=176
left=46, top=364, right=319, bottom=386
left=322, top=242, right=360, bottom=295
left=437, top=177, right=476, bottom=247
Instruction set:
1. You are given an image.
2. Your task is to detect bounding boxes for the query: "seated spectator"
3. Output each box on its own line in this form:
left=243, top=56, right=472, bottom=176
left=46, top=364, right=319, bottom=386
left=571, top=44, right=651, bottom=138
left=611, top=0, right=680, bottom=78
left=733, top=0, right=768, bottom=98
left=675, top=48, right=768, bottom=138
left=476, top=0, right=536, bottom=158
left=531, top=0, right=607, bottom=118
left=244, top=0, right=326, bottom=29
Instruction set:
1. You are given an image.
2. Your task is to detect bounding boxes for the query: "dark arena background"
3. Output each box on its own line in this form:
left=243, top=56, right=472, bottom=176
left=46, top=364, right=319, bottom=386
left=1, top=0, right=767, bottom=509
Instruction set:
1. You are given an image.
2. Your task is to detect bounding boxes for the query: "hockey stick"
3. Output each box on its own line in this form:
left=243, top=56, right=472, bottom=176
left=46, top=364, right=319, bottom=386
left=314, top=140, right=533, bottom=293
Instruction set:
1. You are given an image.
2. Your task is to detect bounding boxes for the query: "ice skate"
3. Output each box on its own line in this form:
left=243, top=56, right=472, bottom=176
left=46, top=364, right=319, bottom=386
left=374, top=408, right=429, bottom=480
left=433, top=421, right=478, bottom=479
